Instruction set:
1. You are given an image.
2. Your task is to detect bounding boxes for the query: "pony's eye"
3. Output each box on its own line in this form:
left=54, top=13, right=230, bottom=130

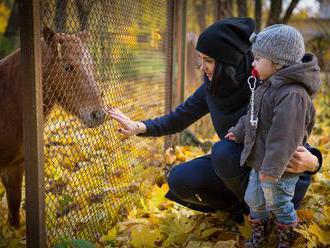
left=64, top=64, right=74, bottom=72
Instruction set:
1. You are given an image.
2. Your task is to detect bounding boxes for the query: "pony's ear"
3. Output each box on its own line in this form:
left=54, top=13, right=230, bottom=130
left=78, top=30, right=89, bottom=43
left=43, top=26, right=55, bottom=45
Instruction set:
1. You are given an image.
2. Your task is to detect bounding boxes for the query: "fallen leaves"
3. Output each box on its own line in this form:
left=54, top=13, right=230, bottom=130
left=1, top=83, right=330, bottom=248
left=164, top=146, right=206, bottom=165
left=130, top=225, right=162, bottom=248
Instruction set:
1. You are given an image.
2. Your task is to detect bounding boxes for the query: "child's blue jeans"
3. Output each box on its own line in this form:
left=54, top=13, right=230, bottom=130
left=244, top=169, right=299, bottom=224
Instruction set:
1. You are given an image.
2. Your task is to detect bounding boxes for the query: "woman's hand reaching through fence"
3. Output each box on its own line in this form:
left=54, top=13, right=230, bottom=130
left=106, top=107, right=147, bottom=136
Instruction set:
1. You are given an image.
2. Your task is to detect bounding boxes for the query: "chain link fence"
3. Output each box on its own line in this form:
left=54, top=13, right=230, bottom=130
left=37, top=0, right=171, bottom=244
left=183, top=0, right=217, bottom=140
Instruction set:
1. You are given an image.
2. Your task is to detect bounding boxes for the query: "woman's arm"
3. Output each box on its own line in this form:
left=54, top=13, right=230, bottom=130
left=137, top=84, right=209, bottom=137
left=286, top=145, right=322, bottom=174
left=108, top=84, right=209, bottom=137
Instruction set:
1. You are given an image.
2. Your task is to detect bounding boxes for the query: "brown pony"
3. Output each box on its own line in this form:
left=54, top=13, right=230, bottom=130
left=0, top=27, right=105, bottom=227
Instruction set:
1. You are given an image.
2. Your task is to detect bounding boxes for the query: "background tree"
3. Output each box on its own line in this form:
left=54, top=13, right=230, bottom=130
left=4, top=0, right=18, bottom=38
left=55, top=0, right=68, bottom=32
left=267, top=0, right=301, bottom=26
left=215, top=0, right=233, bottom=19
left=0, top=0, right=18, bottom=58
left=255, top=0, right=262, bottom=32
left=237, top=0, right=248, bottom=16
left=74, top=0, right=97, bottom=31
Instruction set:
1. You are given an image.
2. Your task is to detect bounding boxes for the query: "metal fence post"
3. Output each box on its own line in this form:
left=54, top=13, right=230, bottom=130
left=165, top=0, right=187, bottom=147
left=165, top=0, right=174, bottom=148
left=174, top=0, right=187, bottom=106
left=19, top=0, right=46, bottom=247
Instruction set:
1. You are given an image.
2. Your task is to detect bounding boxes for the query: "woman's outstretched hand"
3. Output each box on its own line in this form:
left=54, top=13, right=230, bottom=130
left=106, top=107, right=147, bottom=136
left=225, top=132, right=236, bottom=142
left=286, top=146, right=319, bottom=174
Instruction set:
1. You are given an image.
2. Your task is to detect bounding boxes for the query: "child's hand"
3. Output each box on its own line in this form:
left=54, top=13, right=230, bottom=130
left=225, top=132, right=236, bottom=141
left=259, top=173, right=278, bottom=183
left=105, top=107, right=146, bottom=136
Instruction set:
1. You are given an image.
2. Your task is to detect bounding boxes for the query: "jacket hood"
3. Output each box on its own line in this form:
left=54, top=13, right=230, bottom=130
left=270, top=53, right=321, bottom=96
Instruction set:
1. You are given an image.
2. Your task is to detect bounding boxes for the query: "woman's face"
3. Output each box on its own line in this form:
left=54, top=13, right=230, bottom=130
left=197, top=51, right=216, bottom=81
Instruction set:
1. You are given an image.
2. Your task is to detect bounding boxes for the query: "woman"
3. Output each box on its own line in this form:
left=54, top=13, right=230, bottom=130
left=108, top=17, right=322, bottom=223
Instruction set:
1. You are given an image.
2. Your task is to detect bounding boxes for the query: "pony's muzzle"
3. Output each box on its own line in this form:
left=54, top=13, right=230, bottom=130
left=91, top=109, right=105, bottom=123
left=80, top=108, right=106, bottom=128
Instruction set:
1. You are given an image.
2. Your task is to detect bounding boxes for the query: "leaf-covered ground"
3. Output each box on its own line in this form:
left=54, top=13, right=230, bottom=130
left=1, top=89, right=330, bottom=247
left=93, top=89, right=330, bottom=248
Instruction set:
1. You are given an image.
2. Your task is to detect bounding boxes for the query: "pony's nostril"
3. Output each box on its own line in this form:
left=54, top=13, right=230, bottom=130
left=90, top=109, right=105, bottom=123
left=91, top=110, right=98, bottom=121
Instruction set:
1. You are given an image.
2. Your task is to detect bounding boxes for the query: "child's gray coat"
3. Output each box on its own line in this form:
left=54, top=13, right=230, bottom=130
left=229, top=53, right=321, bottom=179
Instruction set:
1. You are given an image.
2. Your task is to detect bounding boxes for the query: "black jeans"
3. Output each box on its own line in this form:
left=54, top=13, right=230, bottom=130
left=166, top=140, right=311, bottom=213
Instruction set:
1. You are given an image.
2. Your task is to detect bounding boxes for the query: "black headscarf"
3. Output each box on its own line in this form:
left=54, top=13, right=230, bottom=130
left=196, top=17, right=255, bottom=66
left=196, top=17, right=255, bottom=113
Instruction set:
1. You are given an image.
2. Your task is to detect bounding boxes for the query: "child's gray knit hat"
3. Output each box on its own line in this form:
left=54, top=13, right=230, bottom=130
left=250, top=24, right=305, bottom=66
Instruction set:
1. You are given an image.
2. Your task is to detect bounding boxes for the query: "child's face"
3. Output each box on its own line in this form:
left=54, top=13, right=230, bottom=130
left=252, top=57, right=279, bottom=80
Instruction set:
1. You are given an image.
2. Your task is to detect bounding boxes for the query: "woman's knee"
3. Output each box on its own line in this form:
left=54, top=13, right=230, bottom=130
left=167, top=166, right=182, bottom=191
left=211, top=140, right=244, bottom=178
left=167, top=164, right=193, bottom=198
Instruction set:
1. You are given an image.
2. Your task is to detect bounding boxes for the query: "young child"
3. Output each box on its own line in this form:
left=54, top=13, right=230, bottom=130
left=225, top=24, right=321, bottom=247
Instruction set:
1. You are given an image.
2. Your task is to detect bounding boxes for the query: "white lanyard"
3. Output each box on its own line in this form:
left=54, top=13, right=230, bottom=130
left=247, top=76, right=258, bottom=128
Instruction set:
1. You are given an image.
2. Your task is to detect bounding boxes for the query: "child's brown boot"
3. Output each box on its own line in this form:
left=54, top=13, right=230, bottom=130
left=245, top=215, right=270, bottom=248
left=276, top=221, right=298, bottom=248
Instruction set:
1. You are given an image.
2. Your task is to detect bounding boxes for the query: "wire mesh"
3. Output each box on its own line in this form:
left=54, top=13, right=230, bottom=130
left=39, top=0, right=170, bottom=244
left=184, top=0, right=218, bottom=139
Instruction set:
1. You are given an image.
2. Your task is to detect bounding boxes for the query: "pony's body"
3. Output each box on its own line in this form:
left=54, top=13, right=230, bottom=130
left=0, top=28, right=105, bottom=227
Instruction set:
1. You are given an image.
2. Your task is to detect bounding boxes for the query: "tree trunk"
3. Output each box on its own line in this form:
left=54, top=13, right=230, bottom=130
left=55, top=0, right=68, bottom=32
left=281, top=0, right=300, bottom=24
left=237, top=0, right=247, bottom=17
left=267, top=0, right=282, bottom=26
left=194, top=0, right=207, bottom=31
left=185, top=32, right=198, bottom=88
left=74, top=0, right=96, bottom=31
left=215, top=0, right=233, bottom=20
left=255, top=0, right=262, bottom=32
left=4, top=0, right=19, bottom=37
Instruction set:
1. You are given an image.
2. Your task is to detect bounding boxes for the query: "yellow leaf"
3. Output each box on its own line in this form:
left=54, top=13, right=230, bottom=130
left=101, top=227, right=117, bottom=243
left=161, top=213, right=196, bottom=247
left=130, top=224, right=162, bottom=248
left=323, top=206, right=330, bottom=220
left=200, top=227, right=221, bottom=239
left=238, top=215, right=251, bottom=239
left=215, top=240, right=236, bottom=248
left=186, top=241, right=214, bottom=248
left=148, top=213, right=160, bottom=226
left=308, top=222, right=330, bottom=246
left=0, top=184, right=4, bottom=198
left=175, top=146, right=187, bottom=161
left=164, top=148, right=176, bottom=165
left=148, top=184, right=169, bottom=211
